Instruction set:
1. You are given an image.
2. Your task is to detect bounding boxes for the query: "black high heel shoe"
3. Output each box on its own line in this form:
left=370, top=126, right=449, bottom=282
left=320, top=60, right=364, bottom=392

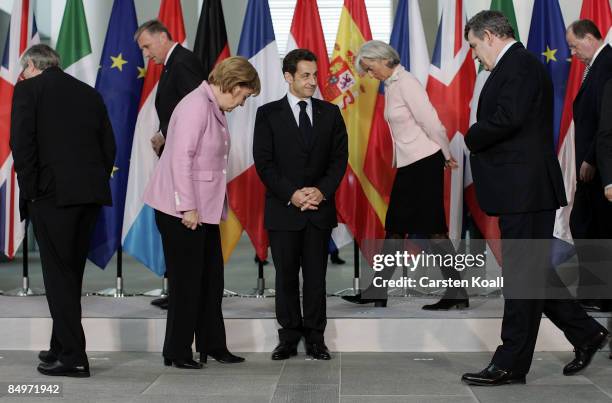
left=163, top=357, right=203, bottom=369
left=200, top=350, right=245, bottom=364
left=341, top=294, right=387, bottom=307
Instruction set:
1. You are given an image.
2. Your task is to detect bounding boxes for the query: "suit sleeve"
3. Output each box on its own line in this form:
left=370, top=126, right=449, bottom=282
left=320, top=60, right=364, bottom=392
left=465, top=61, right=538, bottom=153
left=9, top=81, right=38, bottom=200
left=586, top=69, right=612, bottom=167
left=597, top=79, right=612, bottom=186
left=315, top=106, right=349, bottom=200
left=98, top=97, right=116, bottom=176
left=253, top=107, right=299, bottom=203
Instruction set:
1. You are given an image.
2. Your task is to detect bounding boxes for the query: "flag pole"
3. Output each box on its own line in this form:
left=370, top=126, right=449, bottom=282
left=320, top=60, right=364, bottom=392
left=243, top=254, right=275, bottom=298
left=93, top=246, right=134, bottom=297
left=5, top=221, right=44, bottom=296
left=333, top=239, right=360, bottom=297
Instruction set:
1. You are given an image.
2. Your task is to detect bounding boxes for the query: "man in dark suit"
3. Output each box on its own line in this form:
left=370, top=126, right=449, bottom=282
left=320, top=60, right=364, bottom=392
left=460, top=11, right=608, bottom=386
left=566, top=20, right=612, bottom=312
left=10, top=44, right=116, bottom=377
left=598, top=78, right=612, bottom=203
left=135, top=20, right=204, bottom=311
left=253, top=49, right=348, bottom=361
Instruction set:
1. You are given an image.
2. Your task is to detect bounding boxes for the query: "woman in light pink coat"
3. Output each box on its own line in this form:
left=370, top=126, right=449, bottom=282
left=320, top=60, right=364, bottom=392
left=144, top=57, right=260, bottom=369
left=342, top=41, right=470, bottom=311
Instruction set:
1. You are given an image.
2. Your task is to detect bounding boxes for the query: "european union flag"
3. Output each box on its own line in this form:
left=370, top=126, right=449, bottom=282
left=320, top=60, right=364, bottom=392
left=88, top=0, right=144, bottom=268
left=527, top=0, right=571, bottom=150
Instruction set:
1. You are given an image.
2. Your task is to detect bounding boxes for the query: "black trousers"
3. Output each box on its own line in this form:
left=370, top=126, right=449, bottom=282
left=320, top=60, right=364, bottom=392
left=492, top=210, right=605, bottom=374
left=570, top=180, right=612, bottom=305
left=29, top=198, right=100, bottom=367
left=155, top=211, right=227, bottom=360
left=269, top=223, right=331, bottom=345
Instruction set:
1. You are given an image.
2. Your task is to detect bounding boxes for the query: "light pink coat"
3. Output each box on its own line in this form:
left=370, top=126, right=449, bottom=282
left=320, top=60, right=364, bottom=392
left=143, top=82, right=230, bottom=224
left=384, top=65, right=451, bottom=167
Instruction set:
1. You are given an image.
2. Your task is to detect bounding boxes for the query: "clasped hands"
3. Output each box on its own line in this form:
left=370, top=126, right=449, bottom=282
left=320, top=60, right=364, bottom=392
left=291, top=187, right=324, bottom=211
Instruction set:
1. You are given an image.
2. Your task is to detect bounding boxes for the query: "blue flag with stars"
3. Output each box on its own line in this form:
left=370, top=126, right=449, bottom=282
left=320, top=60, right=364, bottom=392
left=527, top=0, right=570, bottom=150
left=88, top=0, right=144, bottom=269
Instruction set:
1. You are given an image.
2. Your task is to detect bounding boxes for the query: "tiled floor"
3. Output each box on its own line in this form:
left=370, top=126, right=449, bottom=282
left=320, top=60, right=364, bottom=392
left=0, top=351, right=611, bottom=402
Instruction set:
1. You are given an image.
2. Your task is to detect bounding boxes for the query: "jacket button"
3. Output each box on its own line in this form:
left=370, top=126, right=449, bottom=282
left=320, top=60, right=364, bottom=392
left=224, top=155, right=227, bottom=160
left=222, top=169, right=226, bottom=174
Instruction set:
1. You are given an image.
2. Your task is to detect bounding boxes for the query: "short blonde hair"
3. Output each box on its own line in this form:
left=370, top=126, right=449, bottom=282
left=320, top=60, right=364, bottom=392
left=355, top=40, right=400, bottom=74
left=208, top=57, right=261, bottom=96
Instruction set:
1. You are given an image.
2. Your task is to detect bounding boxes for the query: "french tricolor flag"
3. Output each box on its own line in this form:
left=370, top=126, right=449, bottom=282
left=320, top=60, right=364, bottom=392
left=226, top=0, right=286, bottom=260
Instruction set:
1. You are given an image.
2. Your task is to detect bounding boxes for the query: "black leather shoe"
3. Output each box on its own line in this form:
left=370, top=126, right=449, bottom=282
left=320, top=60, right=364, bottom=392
left=330, top=251, right=346, bottom=265
left=579, top=300, right=602, bottom=312
left=37, top=361, right=90, bottom=378
left=151, top=296, right=168, bottom=308
left=305, top=343, right=331, bottom=360
left=163, top=357, right=203, bottom=369
left=38, top=350, right=58, bottom=364
left=202, top=350, right=245, bottom=364
left=159, top=299, right=169, bottom=310
left=461, top=364, right=526, bottom=386
left=422, top=298, right=469, bottom=311
left=271, top=342, right=298, bottom=360
left=563, top=330, right=610, bottom=375
left=342, top=294, right=387, bottom=307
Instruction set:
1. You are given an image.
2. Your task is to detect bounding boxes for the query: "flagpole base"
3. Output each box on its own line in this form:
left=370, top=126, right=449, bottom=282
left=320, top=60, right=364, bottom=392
left=4, top=277, right=45, bottom=296
left=4, top=287, right=45, bottom=296
left=241, top=278, right=275, bottom=298
left=92, top=277, right=135, bottom=298
left=332, top=287, right=359, bottom=297
left=143, top=289, right=166, bottom=297
left=223, top=289, right=239, bottom=297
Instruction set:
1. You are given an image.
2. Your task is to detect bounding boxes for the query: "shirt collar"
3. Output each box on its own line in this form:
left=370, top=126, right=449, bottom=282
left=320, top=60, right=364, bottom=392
left=287, top=91, right=312, bottom=109
left=493, top=40, right=517, bottom=68
left=384, top=65, right=404, bottom=86
left=589, top=43, right=607, bottom=67
left=164, top=42, right=178, bottom=66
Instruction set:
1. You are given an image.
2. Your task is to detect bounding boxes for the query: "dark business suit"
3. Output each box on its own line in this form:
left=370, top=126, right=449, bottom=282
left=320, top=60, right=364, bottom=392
left=570, top=45, right=612, bottom=306
left=253, top=96, right=348, bottom=344
left=10, top=67, right=116, bottom=367
left=466, top=43, right=604, bottom=375
left=155, top=44, right=205, bottom=139
left=598, top=78, right=612, bottom=187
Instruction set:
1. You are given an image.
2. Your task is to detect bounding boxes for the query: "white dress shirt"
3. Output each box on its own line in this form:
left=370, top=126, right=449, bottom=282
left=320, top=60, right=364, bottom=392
left=286, top=91, right=312, bottom=126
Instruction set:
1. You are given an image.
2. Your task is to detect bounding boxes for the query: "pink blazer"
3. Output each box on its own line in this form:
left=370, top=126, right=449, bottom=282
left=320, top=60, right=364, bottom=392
left=384, top=65, right=451, bottom=168
left=143, top=82, right=230, bottom=224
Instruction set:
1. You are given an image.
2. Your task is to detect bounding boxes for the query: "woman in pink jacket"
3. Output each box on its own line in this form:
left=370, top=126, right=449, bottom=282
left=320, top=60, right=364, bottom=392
left=144, top=57, right=260, bottom=369
left=342, top=41, right=469, bottom=311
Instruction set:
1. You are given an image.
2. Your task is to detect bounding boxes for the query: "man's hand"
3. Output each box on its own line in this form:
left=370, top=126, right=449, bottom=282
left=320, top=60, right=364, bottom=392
left=290, top=189, right=309, bottom=209
left=605, top=187, right=612, bottom=202
left=579, top=161, right=596, bottom=182
left=300, top=187, right=324, bottom=211
left=182, top=210, right=199, bottom=230
left=151, top=132, right=165, bottom=155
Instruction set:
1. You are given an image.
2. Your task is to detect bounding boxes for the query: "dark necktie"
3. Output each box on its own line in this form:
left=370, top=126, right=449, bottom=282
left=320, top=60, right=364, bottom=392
left=298, top=100, right=312, bottom=144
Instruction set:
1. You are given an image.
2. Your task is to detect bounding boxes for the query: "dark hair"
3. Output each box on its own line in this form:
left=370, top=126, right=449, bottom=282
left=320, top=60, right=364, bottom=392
left=464, top=10, right=515, bottom=41
left=282, top=49, right=317, bottom=75
left=134, top=19, right=173, bottom=41
left=568, top=19, right=603, bottom=40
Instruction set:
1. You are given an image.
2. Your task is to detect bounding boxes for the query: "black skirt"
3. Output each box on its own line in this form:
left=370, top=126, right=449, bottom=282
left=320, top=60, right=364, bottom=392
left=385, top=150, right=447, bottom=235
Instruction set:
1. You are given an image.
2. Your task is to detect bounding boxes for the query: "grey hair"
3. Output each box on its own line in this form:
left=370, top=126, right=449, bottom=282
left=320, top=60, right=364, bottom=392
left=134, top=19, right=173, bottom=42
left=20, top=44, right=60, bottom=71
left=355, top=40, right=400, bottom=74
left=464, top=10, right=515, bottom=41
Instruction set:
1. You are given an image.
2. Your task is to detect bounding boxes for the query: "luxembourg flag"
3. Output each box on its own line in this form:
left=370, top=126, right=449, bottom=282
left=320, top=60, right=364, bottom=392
left=121, top=0, right=187, bottom=276
left=0, top=0, right=39, bottom=258
left=226, top=0, right=285, bottom=260
left=426, top=0, right=476, bottom=241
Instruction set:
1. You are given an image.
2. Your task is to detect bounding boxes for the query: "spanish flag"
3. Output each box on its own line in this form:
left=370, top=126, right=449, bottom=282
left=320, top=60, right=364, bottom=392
left=323, top=0, right=386, bottom=252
